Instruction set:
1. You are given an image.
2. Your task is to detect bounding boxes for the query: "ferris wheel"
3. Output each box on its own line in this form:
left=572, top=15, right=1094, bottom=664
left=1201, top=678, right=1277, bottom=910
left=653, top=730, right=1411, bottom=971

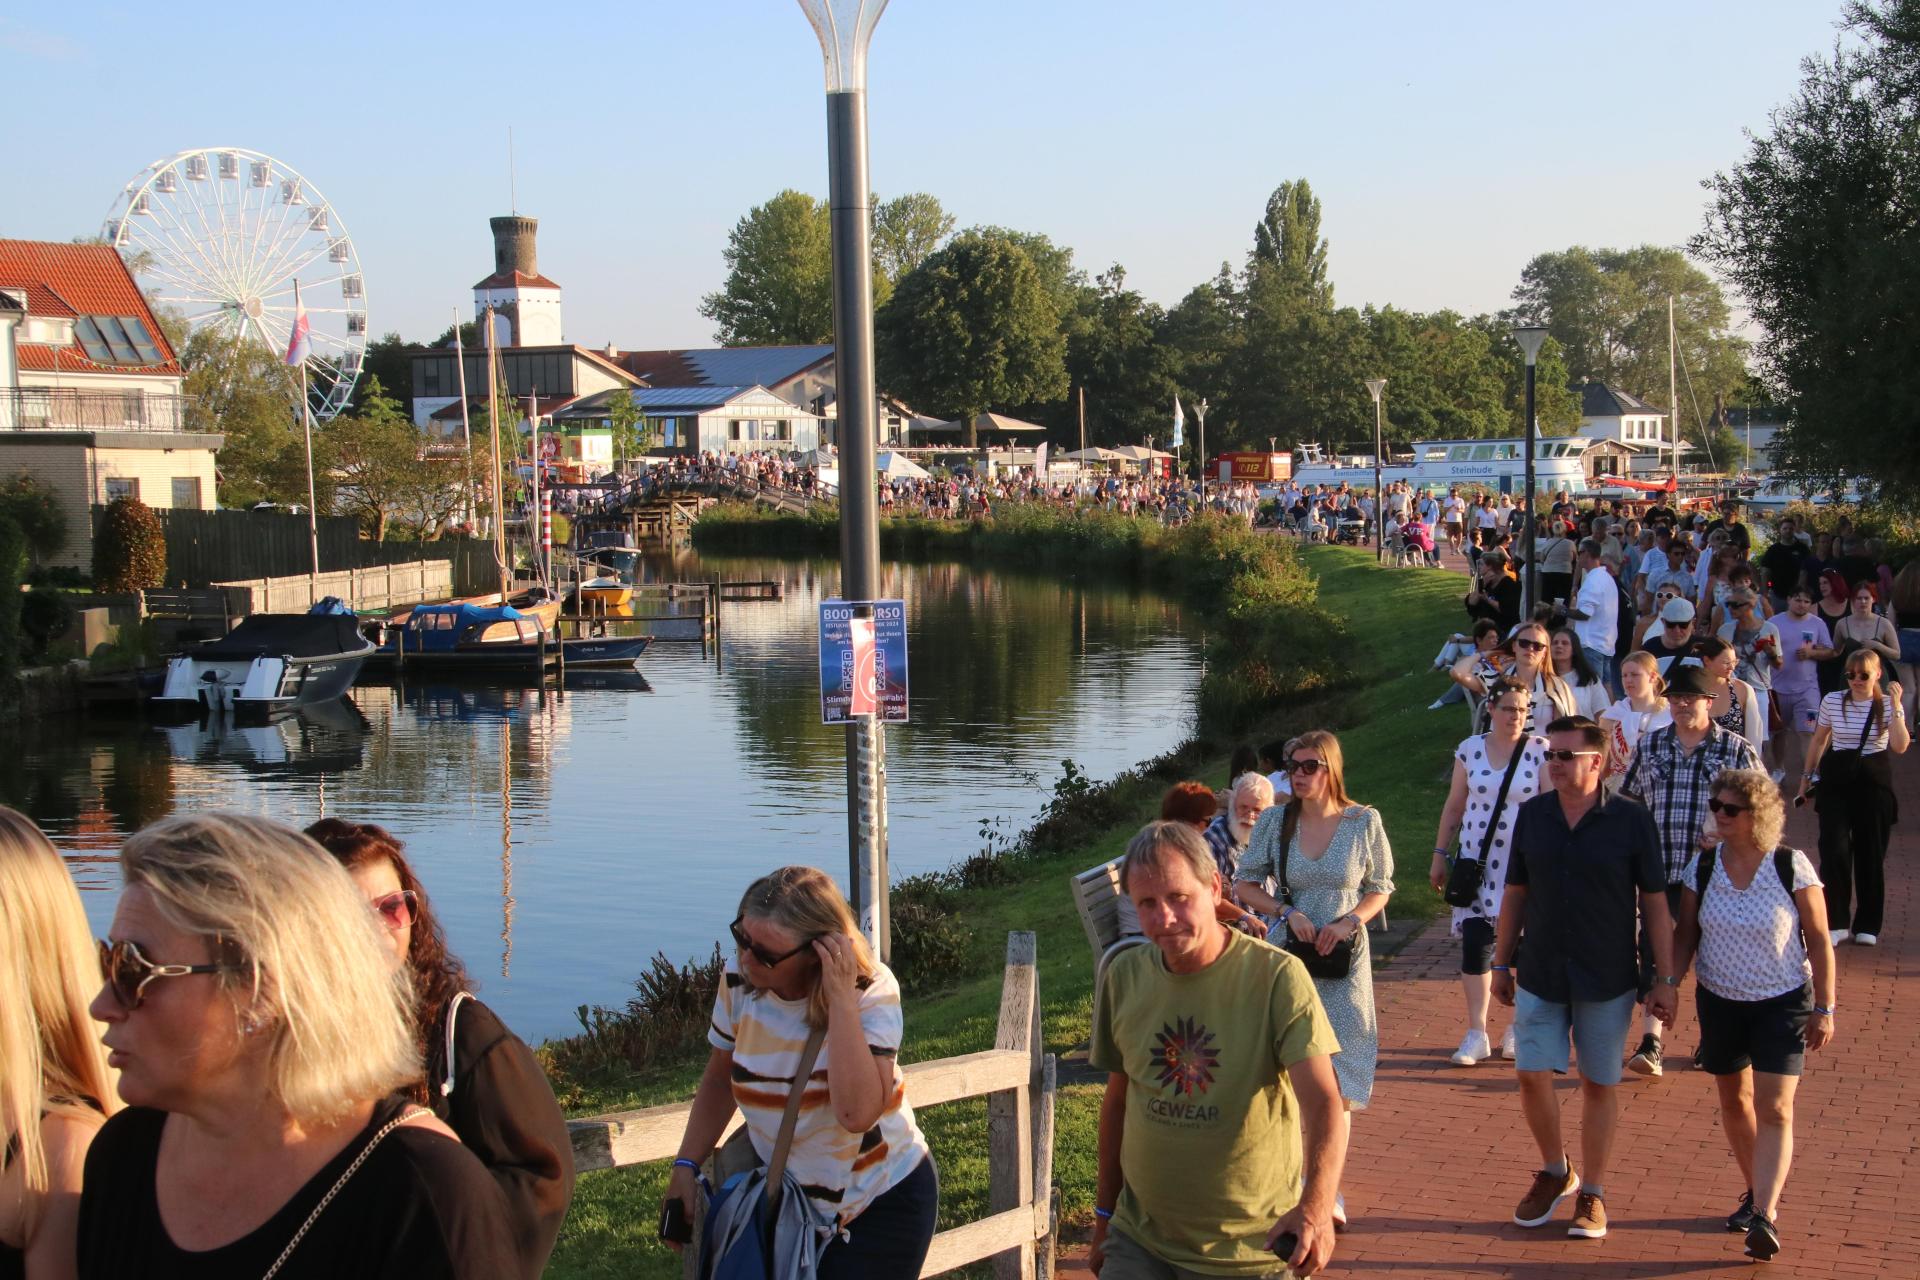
left=102, top=147, right=368, bottom=421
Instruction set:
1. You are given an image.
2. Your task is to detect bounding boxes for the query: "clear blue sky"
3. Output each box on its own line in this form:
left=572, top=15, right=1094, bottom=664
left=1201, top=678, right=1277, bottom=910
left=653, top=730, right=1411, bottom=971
left=1, top=2, right=1844, bottom=353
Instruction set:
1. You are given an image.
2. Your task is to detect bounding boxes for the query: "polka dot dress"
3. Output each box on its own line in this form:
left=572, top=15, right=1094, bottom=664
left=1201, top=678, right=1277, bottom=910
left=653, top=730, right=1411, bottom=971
left=1450, top=734, right=1549, bottom=936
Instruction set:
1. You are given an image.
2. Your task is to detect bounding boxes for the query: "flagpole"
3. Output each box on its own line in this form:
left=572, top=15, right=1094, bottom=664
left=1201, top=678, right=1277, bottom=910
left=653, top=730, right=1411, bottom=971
left=454, top=308, right=474, bottom=530
left=300, top=359, right=320, bottom=603
left=485, top=308, right=509, bottom=604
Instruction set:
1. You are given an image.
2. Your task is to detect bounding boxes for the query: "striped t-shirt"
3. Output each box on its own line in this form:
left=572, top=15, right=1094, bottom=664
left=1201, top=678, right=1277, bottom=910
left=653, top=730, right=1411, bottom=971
left=708, top=957, right=929, bottom=1226
left=1818, top=691, right=1896, bottom=754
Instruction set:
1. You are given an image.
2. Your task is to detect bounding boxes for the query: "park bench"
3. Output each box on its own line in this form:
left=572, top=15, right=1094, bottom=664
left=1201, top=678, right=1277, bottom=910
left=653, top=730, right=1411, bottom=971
left=1070, top=858, right=1147, bottom=1002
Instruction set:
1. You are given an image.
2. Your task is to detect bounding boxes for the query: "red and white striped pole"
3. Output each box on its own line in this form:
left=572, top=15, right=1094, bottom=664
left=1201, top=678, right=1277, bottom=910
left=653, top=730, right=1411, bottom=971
left=540, top=487, right=552, bottom=569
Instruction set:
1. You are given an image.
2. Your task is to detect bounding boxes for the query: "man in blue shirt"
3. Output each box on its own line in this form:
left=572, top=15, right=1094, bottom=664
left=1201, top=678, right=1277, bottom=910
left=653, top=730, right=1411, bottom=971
left=1494, top=716, right=1677, bottom=1243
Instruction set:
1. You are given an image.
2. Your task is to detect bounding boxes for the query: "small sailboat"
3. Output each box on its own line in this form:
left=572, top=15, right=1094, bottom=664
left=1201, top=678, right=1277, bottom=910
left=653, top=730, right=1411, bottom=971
left=362, top=600, right=649, bottom=671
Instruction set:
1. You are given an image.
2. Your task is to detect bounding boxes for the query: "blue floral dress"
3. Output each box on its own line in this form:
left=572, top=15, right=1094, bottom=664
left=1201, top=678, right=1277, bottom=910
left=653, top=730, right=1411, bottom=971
left=1236, top=804, right=1396, bottom=1107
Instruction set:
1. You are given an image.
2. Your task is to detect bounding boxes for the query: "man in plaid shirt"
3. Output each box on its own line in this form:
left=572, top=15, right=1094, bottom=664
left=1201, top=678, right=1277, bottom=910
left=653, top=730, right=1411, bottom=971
left=1618, top=661, right=1762, bottom=1076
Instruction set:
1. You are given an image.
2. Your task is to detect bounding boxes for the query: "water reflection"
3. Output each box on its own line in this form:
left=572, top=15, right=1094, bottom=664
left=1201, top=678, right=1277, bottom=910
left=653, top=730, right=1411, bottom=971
left=7, top=554, right=1200, bottom=1042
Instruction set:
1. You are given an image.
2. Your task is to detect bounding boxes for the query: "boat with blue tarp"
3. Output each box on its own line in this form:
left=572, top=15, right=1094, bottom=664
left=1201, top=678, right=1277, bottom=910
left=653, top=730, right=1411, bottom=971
left=364, top=600, right=649, bottom=671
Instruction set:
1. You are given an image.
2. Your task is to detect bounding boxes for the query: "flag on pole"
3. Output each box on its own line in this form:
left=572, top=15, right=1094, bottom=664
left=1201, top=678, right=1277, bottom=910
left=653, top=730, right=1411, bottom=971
left=284, top=281, right=312, bottom=367
left=1172, top=395, right=1185, bottom=449
left=1034, top=441, right=1048, bottom=479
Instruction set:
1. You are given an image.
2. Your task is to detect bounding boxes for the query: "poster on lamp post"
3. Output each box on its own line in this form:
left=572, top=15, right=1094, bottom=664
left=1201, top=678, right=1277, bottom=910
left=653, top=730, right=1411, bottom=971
left=819, top=599, right=909, bottom=724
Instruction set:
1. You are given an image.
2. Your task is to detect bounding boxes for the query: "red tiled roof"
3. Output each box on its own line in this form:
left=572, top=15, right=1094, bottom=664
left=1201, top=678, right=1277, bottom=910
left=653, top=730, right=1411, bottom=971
left=472, top=268, right=562, bottom=291
left=0, top=239, right=183, bottom=377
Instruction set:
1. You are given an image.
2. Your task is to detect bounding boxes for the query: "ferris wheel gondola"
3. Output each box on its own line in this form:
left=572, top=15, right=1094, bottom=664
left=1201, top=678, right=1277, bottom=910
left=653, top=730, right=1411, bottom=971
left=102, top=147, right=368, bottom=420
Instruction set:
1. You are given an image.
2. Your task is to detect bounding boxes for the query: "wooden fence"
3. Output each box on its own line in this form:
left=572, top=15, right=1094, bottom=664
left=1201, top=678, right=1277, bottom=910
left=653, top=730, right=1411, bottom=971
left=211, top=560, right=454, bottom=614
left=98, top=506, right=497, bottom=589
left=567, top=932, right=1059, bottom=1279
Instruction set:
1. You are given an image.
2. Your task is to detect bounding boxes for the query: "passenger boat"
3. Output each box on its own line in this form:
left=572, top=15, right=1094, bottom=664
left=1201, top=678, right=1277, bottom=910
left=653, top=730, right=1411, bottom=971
left=363, top=601, right=650, bottom=671
left=1743, top=476, right=1866, bottom=512
left=1288, top=438, right=1594, bottom=496
left=151, top=600, right=375, bottom=721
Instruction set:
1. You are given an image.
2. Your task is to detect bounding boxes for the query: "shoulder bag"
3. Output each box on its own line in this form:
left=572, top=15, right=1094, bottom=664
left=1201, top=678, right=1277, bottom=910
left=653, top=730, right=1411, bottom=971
left=1444, top=740, right=1528, bottom=908
left=1276, top=804, right=1356, bottom=981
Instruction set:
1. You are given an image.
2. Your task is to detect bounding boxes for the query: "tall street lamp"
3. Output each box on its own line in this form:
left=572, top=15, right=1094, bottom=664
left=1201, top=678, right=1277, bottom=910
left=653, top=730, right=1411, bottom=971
left=1512, top=324, right=1549, bottom=617
left=800, top=0, right=890, bottom=956
left=1365, top=378, right=1386, bottom=563
left=1195, top=396, right=1209, bottom=496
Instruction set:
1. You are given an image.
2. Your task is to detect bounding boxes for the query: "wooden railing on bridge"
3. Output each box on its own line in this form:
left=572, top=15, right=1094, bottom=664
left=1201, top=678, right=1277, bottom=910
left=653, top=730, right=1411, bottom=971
left=566, top=932, right=1059, bottom=1279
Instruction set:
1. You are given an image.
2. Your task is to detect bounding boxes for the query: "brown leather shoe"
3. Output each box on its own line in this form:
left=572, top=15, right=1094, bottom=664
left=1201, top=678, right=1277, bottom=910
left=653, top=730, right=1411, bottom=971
left=1568, top=1192, right=1608, bottom=1239
left=1513, top=1162, right=1578, bottom=1227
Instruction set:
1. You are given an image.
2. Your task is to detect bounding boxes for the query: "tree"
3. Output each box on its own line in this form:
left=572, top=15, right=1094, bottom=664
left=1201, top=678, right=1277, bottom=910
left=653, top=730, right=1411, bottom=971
left=872, top=193, right=955, bottom=283
left=1696, top=0, right=1920, bottom=507
left=1159, top=266, right=1244, bottom=441
left=177, top=328, right=313, bottom=508
left=1060, top=266, right=1178, bottom=447
left=875, top=231, right=1069, bottom=446
left=357, top=332, right=418, bottom=418
left=92, top=496, right=167, bottom=593
left=0, top=473, right=69, bottom=681
left=605, top=389, right=648, bottom=469
left=326, top=377, right=423, bottom=541
left=700, top=190, right=835, bottom=346
left=1507, top=245, right=1749, bottom=427
left=1249, top=180, right=1332, bottom=308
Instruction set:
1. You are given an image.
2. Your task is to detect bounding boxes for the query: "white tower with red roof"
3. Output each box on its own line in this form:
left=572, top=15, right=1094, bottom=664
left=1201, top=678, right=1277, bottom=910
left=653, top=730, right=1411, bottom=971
left=473, top=216, right=562, bottom=348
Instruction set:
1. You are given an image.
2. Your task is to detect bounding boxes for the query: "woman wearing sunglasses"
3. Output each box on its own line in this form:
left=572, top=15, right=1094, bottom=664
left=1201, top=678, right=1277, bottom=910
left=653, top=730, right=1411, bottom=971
left=78, top=813, right=514, bottom=1278
left=305, top=819, right=573, bottom=1279
left=666, top=866, right=935, bottom=1279
left=1233, top=731, right=1395, bottom=1224
left=0, top=807, right=117, bottom=1280
left=1796, top=652, right=1909, bottom=947
left=1671, top=769, right=1836, bottom=1262
left=1428, top=679, right=1548, bottom=1066
left=1462, top=621, right=1576, bottom=739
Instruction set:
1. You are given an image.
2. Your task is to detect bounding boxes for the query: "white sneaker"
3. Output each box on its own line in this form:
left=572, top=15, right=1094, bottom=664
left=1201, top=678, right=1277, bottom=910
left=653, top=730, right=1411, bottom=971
left=1451, top=1029, right=1493, bottom=1066
left=1500, top=1025, right=1517, bottom=1059
left=1769, top=768, right=1786, bottom=785
left=1854, top=933, right=1878, bottom=946
left=1832, top=929, right=1851, bottom=945
left=1428, top=698, right=1448, bottom=711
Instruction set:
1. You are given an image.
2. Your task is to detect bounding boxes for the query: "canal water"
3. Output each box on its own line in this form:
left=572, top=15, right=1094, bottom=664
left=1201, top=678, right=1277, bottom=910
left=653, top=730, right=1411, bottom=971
left=7, top=551, right=1202, bottom=1043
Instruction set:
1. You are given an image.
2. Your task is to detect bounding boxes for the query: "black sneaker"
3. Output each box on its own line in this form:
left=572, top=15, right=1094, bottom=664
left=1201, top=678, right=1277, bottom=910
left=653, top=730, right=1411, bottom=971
left=1725, top=1189, right=1755, bottom=1233
left=1627, top=1034, right=1663, bottom=1077
left=1745, top=1211, right=1781, bottom=1261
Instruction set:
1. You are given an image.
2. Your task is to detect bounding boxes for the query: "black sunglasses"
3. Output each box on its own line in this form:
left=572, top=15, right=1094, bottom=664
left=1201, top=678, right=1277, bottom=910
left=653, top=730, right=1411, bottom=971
left=98, top=938, right=239, bottom=1010
left=1846, top=671, right=1875, bottom=683
left=729, top=917, right=816, bottom=968
left=1542, top=749, right=1600, bottom=763
left=1512, top=637, right=1547, bottom=653
left=1283, top=758, right=1325, bottom=776
left=1708, top=798, right=1751, bottom=818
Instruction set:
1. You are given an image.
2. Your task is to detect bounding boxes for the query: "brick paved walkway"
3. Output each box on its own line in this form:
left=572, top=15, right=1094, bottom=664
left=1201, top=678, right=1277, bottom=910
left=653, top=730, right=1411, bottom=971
left=1057, top=547, right=1917, bottom=1276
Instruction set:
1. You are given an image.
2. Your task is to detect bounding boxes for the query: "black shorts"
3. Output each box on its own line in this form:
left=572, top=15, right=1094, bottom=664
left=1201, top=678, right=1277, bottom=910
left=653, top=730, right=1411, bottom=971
left=1696, top=983, right=1812, bottom=1077
left=1461, top=916, right=1496, bottom=975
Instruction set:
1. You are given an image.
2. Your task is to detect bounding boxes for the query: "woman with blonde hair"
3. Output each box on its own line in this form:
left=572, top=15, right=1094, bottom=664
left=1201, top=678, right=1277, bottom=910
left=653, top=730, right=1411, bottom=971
left=666, top=866, right=937, bottom=1278
left=1598, top=652, right=1673, bottom=790
left=77, top=813, right=513, bottom=1278
left=1234, top=730, right=1395, bottom=1225
left=0, top=807, right=115, bottom=1280
left=1796, top=650, right=1909, bottom=947
left=1672, top=769, right=1836, bottom=1262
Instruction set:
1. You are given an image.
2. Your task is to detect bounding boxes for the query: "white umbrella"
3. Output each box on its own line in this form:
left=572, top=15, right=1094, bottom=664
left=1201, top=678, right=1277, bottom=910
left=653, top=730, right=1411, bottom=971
left=876, top=451, right=931, bottom=480
left=1063, top=446, right=1123, bottom=461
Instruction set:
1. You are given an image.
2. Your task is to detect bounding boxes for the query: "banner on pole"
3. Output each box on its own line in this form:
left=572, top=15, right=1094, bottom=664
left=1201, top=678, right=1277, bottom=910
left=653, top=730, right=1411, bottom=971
left=820, top=599, right=908, bottom=724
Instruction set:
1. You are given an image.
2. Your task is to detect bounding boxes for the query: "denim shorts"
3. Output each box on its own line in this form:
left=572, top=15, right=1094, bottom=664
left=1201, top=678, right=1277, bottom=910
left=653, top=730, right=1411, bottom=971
left=1513, top=987, right=1638, bottom=1086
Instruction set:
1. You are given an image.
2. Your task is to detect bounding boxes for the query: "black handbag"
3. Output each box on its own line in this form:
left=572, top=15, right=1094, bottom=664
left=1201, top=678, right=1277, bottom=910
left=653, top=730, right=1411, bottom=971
left=1275, top=803, right=1356, bottom=980
left=1444, top=741, right=1528, bottom=908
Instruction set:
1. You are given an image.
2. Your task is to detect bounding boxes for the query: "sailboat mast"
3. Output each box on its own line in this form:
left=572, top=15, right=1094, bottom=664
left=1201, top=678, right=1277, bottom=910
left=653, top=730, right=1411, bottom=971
left=454, top=308, right=475, bottom=529
left=485, top=307, right=509, bottom=603
left=1668, top=295, right=1679, bottom=481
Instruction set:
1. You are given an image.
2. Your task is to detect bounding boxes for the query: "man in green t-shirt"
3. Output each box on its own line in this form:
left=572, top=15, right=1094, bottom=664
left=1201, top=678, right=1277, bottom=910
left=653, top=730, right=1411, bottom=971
left=1090, top=820, right=1346, bottom=1278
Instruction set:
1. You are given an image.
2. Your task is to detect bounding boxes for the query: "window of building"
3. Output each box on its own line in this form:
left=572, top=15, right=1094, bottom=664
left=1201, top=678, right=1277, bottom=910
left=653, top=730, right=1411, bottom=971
left=171, top=476, right=202, bottom=508
left=104, top=477, right=139, bottom=502
left=729, top=419, right=744, bottom=441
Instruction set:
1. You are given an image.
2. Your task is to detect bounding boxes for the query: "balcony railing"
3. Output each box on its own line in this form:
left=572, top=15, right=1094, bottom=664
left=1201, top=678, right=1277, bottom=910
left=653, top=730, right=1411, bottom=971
left=1, top=388, right=196, bottom=433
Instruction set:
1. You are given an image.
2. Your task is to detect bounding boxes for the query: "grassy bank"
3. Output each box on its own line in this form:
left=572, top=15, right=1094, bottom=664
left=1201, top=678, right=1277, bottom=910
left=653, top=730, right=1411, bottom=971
left=540, top=538, right=1464, bottom=1280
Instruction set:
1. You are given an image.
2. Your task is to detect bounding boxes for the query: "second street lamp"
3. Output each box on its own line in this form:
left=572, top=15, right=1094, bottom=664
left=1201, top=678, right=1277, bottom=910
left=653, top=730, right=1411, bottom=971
left=1512, top=324, right=1549, bottom=618
left=1365, top=378, right=1387, bottom=563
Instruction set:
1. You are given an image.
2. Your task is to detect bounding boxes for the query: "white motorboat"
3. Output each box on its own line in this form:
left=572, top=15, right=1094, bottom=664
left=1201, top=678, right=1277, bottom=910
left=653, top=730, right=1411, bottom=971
left=153, top=602, right=375, bottom=721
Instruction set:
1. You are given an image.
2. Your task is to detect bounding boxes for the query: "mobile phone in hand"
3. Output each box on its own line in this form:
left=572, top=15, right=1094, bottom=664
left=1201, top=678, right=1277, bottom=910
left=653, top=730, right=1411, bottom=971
left=658, top=1197, right=692, bottom=1244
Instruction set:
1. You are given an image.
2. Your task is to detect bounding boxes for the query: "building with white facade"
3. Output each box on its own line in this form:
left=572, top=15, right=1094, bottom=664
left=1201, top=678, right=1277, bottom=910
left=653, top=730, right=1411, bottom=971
left=0, top=239, right=219, bottom=570
left=1576, top=382, right=1679, bottom=478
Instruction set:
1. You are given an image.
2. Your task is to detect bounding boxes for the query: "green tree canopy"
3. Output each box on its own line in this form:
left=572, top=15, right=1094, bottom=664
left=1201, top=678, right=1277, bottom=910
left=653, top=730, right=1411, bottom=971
left=1507, top=244, right=1749, bottom=436
left=177, top=329, right=315, bottom=509
left=874, top=231, right=1070, bottom=446
left=1249, top=180, right=1332, bottom=308
left=872, top=193, right=956, bottom=283
left=1696, top=0, right=1920, bottom=507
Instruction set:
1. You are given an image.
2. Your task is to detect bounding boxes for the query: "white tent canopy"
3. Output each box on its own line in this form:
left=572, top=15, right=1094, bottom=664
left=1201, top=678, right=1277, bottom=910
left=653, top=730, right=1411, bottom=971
left=1110, top=445, right=1174, bottom=461
left=876, top=451, right=931, bottom=480
left=1062, top=446, right=1124, bottom=461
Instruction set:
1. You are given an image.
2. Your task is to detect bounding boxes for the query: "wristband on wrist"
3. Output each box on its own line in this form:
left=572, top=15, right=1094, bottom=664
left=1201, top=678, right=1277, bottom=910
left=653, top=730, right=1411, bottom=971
left=671, top=1158, right=701, bottom=1172
left=1490, top=964, right=1511, bottom=973
left=1434, top=845, right=1450, bottom=857
left=1094, top=1207, right=1114, bottom=1221
left=1813, top=1005, right=1833, bottom=1016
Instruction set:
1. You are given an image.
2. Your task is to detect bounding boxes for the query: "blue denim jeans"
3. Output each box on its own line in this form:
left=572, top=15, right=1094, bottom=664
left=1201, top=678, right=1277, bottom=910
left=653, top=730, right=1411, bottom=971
left=1583, top=646, right=1619, bottom=701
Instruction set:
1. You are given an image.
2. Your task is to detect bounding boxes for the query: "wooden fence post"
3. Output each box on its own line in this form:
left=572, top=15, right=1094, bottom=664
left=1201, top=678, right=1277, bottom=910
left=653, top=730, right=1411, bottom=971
left=989, top=931, right=1037, bottom=1280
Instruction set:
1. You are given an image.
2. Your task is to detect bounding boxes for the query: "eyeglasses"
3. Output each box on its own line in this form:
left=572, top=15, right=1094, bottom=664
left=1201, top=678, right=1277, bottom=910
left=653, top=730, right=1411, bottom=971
left=1513, top=638, right=1547, bottom=653
left=1846, top=671, right=1875, bottom=683
left=370, top=890, right=418, bottom=931
left=1493, top=702, right=1532, bottom=715
left=1283, top=757, right=1325, bottom=776
left=729, top=917, right=816, bottom=968
left=1542, top=749, right=1600, bottom=763
left=1708, top=799, right=1751, bottom=817
left=97, top=938, right=238, bottom=1010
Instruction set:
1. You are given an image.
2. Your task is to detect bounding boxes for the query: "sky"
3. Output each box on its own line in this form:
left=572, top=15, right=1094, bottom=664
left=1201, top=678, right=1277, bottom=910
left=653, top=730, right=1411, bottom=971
left=0, top=1, right=1847, bottom=356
